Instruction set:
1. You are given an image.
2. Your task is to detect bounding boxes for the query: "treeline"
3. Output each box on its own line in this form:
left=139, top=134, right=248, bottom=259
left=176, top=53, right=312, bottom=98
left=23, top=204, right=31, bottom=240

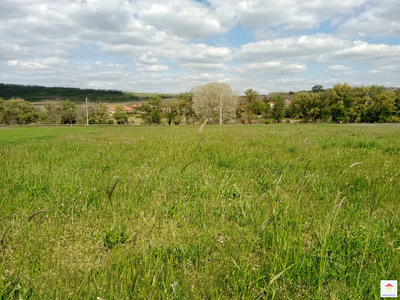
left=0, top=98, right=114, bottom=125
left=1, top=83, right=399, bottom=126
left=0, top=83, right=175, bottom=102
left=0, top=93, right=194, bottom=125
left=239, top=84, right=400, bottom=123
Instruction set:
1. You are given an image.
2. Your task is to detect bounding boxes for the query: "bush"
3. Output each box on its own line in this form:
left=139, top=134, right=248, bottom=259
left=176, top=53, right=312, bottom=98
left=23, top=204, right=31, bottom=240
left=388, top=116, right=400, bottom=123
left=107, top=119, right=114, bottom=124
left=113, top=111, right=128, bottom=124
left=1, top=98, right=39, bottom=125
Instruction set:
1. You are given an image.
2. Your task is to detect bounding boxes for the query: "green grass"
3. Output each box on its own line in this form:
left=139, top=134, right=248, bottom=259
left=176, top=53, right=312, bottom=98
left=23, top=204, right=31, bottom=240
left=0, top=124, right=399, bottom=299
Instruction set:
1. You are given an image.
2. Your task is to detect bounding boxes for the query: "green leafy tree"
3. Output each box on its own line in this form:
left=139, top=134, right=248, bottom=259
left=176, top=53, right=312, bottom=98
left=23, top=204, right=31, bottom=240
left=369, top=85, right=386, bottom=98
left=165, top=99, right=185, bottom=125
left=271, top=94, right=285, bottom=122
left=364, top=90, right=396, bottom=122
left=1, top=98, right=38, bottom=125
left=290, top=92, right=322, bottom=122
left=94, top=103, right=109, bottom=124
left=61, top=99, right=77, bottom=125
left=353, top=86, right=371, bottom=123
left=149, top=110, right=160, bottom=124
left=148, top=95, right=162, bottom=107
left=178, top=92, right=193, bottom=103
left=395, top=89, right=400, bottom=114
left=242, top=88, right=266, bottom=124
left=113, top=106, right=128, bottom=124
left=312, top=85, right=324, bottom=93
left=178, top=92, right=196, bottom=124
left=329, top=83, right=354, bottom=123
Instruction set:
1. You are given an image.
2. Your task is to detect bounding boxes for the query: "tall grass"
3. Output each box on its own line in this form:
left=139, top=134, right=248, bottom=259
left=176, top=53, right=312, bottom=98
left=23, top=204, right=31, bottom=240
left=0, top=124, right=399, bottom=299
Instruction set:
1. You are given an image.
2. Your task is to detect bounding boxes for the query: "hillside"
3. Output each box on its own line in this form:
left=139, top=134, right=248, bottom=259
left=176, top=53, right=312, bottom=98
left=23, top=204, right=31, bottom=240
left=0, top=83, right=177, bottom=102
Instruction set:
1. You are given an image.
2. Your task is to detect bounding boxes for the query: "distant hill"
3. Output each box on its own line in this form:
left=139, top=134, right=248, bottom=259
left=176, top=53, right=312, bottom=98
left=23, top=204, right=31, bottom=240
left=0, top=83, right=177, bottom=102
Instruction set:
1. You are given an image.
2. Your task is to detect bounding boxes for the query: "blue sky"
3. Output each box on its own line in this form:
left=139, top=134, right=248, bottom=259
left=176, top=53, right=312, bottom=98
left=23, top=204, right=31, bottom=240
left=1, top=0, right=399, bottom=94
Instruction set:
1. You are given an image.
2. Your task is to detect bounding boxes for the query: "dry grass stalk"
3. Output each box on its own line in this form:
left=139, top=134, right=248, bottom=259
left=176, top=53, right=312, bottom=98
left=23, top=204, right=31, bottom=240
left=297, top=138, right=308, bottom=159
left=349, top=162, right=363, bottom=168
left=303, top=159, right=311, bottom=177
left=28, top=210, right=50, bottom=222
left=132, top=179, right=142, bottom=194
left=275, top=174, right=283, bottom=194
left=108, top=179, right=119, bottom=207
left=131, top=268, right=140, bottom=294
left=194, top=134, right=206, bottom=154
left=197, top=119, right=208, bottom=134
left=0, top=214, right=15, bottom=222
left=149, top=264, right=165, bottom=300
left=181, top=159, right=195, bottom=173
left=256, top=192, right=266, bottom=207
left=1, top=223, right=12, bottom=245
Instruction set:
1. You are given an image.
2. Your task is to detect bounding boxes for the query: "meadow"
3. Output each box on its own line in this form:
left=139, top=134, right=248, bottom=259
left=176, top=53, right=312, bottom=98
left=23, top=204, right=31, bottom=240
left=0, top=124, right=399, bottom=299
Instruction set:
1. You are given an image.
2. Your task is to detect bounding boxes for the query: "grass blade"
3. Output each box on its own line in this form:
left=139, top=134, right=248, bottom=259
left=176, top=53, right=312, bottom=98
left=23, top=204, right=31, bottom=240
left=269, top=263, right=296, bottom=285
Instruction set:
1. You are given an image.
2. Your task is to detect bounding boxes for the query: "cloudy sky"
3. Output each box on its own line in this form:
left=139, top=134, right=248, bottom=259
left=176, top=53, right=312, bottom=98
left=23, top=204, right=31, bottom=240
left=1, top=0, right=400, bottom=94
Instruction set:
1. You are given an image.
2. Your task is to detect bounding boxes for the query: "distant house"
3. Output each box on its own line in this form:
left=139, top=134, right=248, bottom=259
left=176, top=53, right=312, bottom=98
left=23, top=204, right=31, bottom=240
left=284, top=99, right=292, bottom=107
left=124, top=107, right=133, bottom=113
left=108, top=107, right=116, bottom=114
left=268, top=101, right=275, bottom=108
left=387, top=87, right=398, bottom=91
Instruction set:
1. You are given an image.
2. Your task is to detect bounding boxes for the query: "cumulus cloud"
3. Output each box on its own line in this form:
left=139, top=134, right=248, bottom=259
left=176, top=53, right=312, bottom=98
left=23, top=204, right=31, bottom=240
left=328, top=65, right=352, bottom=71
left=0, top=0, right=399, bottom=93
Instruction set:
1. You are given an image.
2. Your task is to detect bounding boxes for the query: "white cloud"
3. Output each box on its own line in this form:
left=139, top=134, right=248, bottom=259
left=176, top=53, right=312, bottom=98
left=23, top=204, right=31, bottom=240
left=7, top=60, right=18, bottom=66
left=141, top=64, right=169, bottom=71
left=328, top=65, right=352, bottom=71
left=0, top=0, right=399, bottom=94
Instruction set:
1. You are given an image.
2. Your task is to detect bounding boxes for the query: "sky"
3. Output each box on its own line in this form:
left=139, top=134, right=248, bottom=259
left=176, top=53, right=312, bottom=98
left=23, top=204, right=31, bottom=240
left=1, top=0, right=400, bottom=95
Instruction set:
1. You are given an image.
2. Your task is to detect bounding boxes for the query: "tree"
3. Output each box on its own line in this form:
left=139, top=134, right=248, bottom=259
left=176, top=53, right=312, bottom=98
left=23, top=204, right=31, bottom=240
left=94, top=103, right=109, bottom=124
left=312, top=85, right=324, bottom=93
left=329, top=83, right=354, bottom=123
left=148, top=95, right=162, bottom=107
left=44, top=101, right=62, bottom=124
left=113, top=106, right=128, bottom=124
left=364, top=90, right=396, bottom=123
left=178, top=92, right=196, bottom=124
left=165, top=99, right=186, bottom=125
left=61, top=99, right=77, bottom=125
left=241, top=88, right=265, bottom=124
left=191, top=82, right=238, bottom=124
left=290, top=92, right=322, bottom=122
left=271, top=94, right=285, bottom=122
left=1, top=98, right=38, bottom=125
left=395, top=89, right=400, bottom=114
left=178, top=92, right=193, bottom=102
left=352, top=85, right=371, bottom=123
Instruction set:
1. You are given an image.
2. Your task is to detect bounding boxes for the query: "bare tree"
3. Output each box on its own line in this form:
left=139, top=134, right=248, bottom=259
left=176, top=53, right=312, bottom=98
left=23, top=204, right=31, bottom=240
left=44, top=101, right=62, bottom=125
left=191, top=82, right=238, bottom=124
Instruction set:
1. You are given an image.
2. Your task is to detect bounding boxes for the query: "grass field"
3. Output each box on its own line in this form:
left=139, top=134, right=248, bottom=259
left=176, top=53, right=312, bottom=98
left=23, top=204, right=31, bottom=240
left=0, top=124, right=399, bottom=299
